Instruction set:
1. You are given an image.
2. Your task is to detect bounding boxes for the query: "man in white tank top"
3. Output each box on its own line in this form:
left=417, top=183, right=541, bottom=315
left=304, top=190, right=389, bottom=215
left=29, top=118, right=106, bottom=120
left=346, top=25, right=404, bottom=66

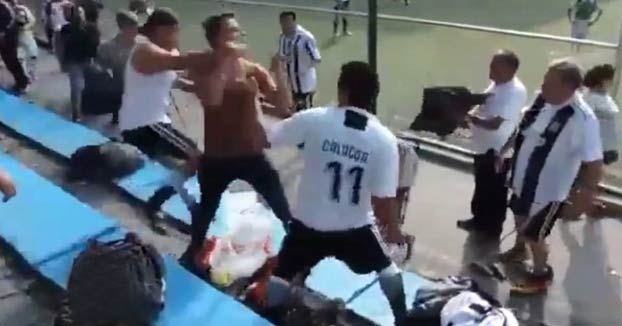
left=118, top=8, right=199, bottom=230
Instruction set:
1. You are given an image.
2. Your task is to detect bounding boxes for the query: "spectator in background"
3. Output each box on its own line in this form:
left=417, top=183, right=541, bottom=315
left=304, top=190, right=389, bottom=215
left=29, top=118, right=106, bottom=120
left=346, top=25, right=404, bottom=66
left=129, top=0, right=153, bottom=16
left=42, top=0, right=53, bottom=47
left=8, top=0, right=37, bottom=80
left=568, top=0, right=602, bottom=52
left=582, top=64, right=618, bottom=165
left=61, top=5, right=100, bottom=121
left=97, top=10, right=139, bottom=125
left=500, top=59, right=603, bottom=293
left=74, top=0, right=103, bottom=23
left=278, top=11, right=321, bottom=111
left=48, top=0, right=71, bottom=67
left=333, top=0, right=351, bottom=37
left=457, top=50, right=527, bottom=240
left=0, top=0, right=30, bottom=94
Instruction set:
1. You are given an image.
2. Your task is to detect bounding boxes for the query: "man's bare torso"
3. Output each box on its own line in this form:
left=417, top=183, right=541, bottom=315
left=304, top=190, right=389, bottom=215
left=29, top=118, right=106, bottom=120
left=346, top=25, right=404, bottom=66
left=188, top=51, right=270, bottom=158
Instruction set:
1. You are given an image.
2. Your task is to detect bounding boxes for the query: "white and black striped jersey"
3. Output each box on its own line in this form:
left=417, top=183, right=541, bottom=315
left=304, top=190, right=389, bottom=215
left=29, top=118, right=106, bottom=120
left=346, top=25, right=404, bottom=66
left=511, top=93, right=602, bottom=206
left=278, top=25, right=321, bottom=94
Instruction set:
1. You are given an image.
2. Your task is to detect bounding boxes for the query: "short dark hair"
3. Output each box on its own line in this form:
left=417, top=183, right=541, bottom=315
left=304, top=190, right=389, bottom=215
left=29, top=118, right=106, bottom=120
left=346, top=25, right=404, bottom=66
left=202, top=12, right=235, bottom=47
left=338, top=61, right=380, bottom=111
left=549, top=58, right=583, bottom=90
left=116, top=10, right=139, bottom=29
left=143, top=7, right=178, bottom=32
left=279, top=11, right=296, bottom=20
left=495, top=49, right=520, bottom=71
left=583, top=64, right=615, bottom=88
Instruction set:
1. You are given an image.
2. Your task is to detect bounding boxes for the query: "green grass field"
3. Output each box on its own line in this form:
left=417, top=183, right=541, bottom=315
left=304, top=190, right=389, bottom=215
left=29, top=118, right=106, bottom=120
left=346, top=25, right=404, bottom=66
left=49, top=0, right=622, bottom=184
left=101, top=0, right=622, bottom=126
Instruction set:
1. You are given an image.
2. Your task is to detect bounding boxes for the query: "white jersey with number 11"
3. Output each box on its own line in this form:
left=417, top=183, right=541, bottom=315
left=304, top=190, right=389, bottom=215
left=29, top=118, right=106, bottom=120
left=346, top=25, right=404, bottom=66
left=268, top=106, right=399, bottom=232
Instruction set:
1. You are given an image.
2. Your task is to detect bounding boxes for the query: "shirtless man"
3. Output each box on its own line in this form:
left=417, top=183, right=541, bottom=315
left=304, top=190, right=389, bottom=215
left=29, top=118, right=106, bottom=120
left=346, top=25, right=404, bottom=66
left=180, top=12, right=293, bottom=272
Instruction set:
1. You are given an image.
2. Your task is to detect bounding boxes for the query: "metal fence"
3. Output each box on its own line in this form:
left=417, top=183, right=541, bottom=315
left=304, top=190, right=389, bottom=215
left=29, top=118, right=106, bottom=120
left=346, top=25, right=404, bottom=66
left=222, top=0, right=622, bottom=98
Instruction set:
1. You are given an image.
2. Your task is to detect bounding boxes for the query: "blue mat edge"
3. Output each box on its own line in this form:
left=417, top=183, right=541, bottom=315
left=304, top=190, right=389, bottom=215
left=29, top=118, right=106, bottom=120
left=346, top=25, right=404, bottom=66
left=0, top=143, right=272, bottom=325
left=0, top=89, right=429, bottom=325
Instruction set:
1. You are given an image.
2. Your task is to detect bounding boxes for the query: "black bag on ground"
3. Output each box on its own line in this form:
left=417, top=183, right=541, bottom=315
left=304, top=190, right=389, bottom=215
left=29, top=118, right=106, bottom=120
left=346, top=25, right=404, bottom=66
left=62, top=233, right=166, bottom=326
left=405, top=276, right=483, bottom=326
left=81, top=63, right=123, bottom=116
left=410, top=87, right=489, bottom=137
left=68, top=141, right=145, bottom=181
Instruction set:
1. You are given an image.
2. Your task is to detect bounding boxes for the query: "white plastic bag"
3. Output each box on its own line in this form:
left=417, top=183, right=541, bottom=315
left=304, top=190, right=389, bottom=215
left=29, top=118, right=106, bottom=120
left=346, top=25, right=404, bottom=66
left=440, top=291, right=519, bottom=326
left=208, top=202, right=275, bottom=286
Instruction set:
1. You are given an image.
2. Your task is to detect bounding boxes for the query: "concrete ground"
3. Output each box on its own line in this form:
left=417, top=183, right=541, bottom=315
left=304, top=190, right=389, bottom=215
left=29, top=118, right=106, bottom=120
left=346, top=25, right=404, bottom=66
left=0, top=1, right=621, bottom=325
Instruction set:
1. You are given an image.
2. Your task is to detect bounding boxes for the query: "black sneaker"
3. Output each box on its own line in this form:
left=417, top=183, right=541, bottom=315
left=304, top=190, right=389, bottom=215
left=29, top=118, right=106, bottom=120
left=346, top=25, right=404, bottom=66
left=10, top=83, right=29, bottom=96
left=178, top=250, right=211, bottom=281
left=457, top=218, right=478, bottom=231
left=146, top=208, right=167, bottom=235
left=511, top=266, right=553, bottom=295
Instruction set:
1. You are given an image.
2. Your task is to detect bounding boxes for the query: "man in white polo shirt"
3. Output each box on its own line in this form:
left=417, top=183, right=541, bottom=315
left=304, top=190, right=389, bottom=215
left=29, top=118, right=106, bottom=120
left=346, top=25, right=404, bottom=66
left=278, top=11, right=321, bottom=111
left=268, top=61, right=408, bottom=325
left=500, top=59, right=603, bottom=293
left=457, top=50, right=527, bottom=239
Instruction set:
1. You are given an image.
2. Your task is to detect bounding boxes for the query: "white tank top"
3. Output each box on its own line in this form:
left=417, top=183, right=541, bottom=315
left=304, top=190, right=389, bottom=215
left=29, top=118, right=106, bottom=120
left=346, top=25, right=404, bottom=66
left=119, top=44, right=177, bottom=131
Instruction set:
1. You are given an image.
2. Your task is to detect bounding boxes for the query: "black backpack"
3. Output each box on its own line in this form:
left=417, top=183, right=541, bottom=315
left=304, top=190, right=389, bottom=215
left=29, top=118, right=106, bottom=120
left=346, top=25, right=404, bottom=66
left=68, top=141, right=145, bottom=182
left=59, top=233, right=166, bottom=326
left=81, top=63, right=123, bottom=116
left=410, top=87, right=489, bottom=137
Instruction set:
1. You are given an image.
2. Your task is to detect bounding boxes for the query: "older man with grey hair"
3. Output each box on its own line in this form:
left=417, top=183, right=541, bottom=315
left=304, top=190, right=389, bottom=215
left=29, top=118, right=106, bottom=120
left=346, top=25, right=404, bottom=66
left=496, top=58, right=603, bottom=293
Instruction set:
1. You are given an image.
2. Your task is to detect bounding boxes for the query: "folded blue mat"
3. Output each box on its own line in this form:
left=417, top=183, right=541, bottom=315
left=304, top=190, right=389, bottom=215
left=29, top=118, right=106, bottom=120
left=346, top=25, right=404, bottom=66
left=0, top=149, right=120, bottom=284
left=0, top=147, right=272, bottom=325
left=0, top=90, right=426, bottom=326
left=158, top=256, right=271, bottom=326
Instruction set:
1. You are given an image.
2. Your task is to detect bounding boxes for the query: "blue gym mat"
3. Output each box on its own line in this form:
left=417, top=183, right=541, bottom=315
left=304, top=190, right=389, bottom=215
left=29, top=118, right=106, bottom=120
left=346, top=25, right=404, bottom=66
left=0, top=90, right=426, bottom=326
left=0, top=149, right=120, bottom=285
left=0, top=147, right=273, bottom=325
left=158, top=256, right=271, bottom=326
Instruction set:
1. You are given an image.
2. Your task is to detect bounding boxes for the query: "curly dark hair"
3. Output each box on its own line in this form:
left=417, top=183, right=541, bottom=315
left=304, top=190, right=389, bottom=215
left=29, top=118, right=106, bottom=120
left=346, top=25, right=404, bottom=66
left=583, top=64, right=615, bottom=88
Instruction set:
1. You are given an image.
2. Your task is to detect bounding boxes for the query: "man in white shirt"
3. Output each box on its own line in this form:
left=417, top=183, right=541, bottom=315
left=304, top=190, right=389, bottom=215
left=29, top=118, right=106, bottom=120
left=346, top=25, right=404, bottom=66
left=500, top=59, right=603, bottom=293
left=119, top=8, right=199, bottom=229
left=278, top=11, right=321, bottom=111
left=268, top=61, right=408, bottom=325
left=458, top=50, right=527, bottom=239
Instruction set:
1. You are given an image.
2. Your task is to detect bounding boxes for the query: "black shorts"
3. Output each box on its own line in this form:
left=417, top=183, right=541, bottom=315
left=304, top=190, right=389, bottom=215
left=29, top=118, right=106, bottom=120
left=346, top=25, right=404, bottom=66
left=510, top=195, right=564, bottom=242
left=121, top=122, right=197, bottom=161
left=274, top=220, right=393, bottom=280
left=292, top=92, right=314, bottom=112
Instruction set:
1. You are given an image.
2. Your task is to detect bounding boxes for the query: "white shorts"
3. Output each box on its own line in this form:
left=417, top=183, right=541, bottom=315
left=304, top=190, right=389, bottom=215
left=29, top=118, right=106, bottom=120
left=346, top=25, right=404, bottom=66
left=18, top=33, right=38, bottom=59
left=571, top=20, right=590, bottom=39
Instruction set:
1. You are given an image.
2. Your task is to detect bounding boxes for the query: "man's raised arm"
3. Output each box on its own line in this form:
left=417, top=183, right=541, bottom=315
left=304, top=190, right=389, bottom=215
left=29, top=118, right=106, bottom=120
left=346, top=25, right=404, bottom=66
left=132, top=42, right=191, bottom=75
left=251, top=55, right=292, bottom=118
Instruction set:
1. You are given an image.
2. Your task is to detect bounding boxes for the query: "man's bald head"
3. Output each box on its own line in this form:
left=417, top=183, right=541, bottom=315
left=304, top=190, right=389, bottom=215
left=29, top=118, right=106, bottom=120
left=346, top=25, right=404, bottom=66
left=489, top=49, right=520, bottom=83
left=541, top=58, right=583, bottom=105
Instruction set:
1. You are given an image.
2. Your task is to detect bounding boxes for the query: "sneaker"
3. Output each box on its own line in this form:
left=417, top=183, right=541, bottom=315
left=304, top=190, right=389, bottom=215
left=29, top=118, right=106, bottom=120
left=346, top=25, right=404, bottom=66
left=10, top=83, right=29, bottom=96
left=178, top=250, right=211, bottom=281
left=333, top=31, right=341, bottom=37
left=343, top=31, right=353, bottom=36
left=456, top=218, right=478, bottom=231
left=511, top=266, right=553, bottom=295
left=497, top=245, right=529, bottom=263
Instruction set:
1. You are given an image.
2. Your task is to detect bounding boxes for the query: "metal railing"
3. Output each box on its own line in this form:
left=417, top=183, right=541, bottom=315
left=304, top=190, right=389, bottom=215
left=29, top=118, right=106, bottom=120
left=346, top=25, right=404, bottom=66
left=222, top=0, right=622, bottom=97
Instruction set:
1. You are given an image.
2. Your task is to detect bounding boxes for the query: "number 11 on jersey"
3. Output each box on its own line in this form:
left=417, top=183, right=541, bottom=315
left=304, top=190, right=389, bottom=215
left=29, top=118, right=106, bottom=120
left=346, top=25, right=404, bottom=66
left=326, top=161, right=364, bottom=205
